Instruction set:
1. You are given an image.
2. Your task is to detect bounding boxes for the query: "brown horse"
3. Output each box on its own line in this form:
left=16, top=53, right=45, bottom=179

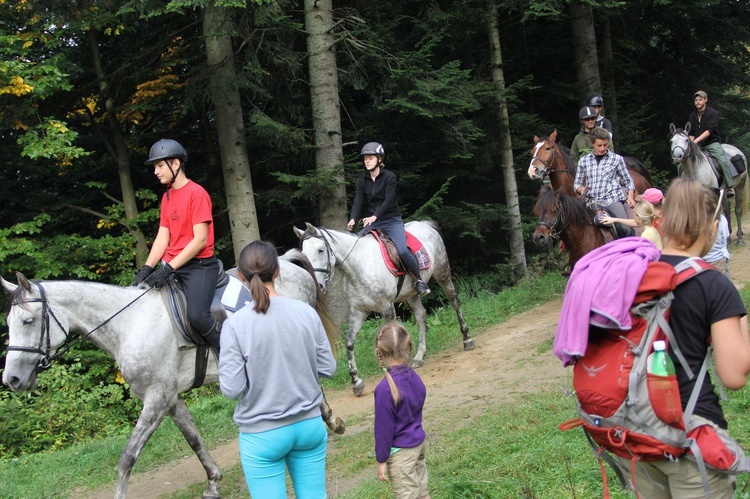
left=533, top=189, right=607, bottom=272
left=528, top=131, right=652, bottom=194
left=528, top=130, right=577, bottom=195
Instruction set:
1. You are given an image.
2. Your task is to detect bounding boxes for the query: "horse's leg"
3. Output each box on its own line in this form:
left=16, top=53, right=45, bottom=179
left=319, top=381, right=345, bottom=434
left=405, top=295, right=429, bottom=368
left=115, top=397, right=170, bottom=499
left=430, top=269, right=474, bottom=351
left=346, top=309, right=368, bottom=396
left=167, top=399, right=222, bottom=499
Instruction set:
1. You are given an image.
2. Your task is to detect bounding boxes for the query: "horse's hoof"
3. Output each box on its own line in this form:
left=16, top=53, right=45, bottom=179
left=463, top=338, right=476, bottom=351
left=331, top=417, right=346, bottom=434
left=412, top=358, right=424, bottom=369
left=352, top=379, right=365, bottom=397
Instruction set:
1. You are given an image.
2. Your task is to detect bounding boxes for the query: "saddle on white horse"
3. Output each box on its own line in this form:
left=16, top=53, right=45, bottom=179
left=162, top=262, right=250, bottom=350
left=368, top=229, right=432, bottom=276
left=705, top=149, right=746, bottom=183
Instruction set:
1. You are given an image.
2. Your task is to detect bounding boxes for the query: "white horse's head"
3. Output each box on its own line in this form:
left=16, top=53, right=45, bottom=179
left=1, top=273, right=70, bottom=391
left=669, top=122, right=692, bottom=164
left=293, top=223, right=336, bottom=293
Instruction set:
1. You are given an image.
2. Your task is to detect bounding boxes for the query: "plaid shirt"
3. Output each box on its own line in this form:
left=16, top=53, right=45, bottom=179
left=574, top=151, right=635, bottom=207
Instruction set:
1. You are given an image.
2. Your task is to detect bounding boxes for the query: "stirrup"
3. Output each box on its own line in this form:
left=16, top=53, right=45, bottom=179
left=726, top=187, right=735, bottom=198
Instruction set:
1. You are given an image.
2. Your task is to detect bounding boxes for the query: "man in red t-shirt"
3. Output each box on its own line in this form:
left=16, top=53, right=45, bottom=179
left=132, top=139, right=221, bottom=353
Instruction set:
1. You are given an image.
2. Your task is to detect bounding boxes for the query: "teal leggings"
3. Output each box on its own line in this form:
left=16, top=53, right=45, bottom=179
left=239, top=417, right=328, bottom=499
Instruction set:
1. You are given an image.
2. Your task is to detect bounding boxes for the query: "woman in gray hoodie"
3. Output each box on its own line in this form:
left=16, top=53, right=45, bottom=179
left=219, top=240, right=336, bottom=498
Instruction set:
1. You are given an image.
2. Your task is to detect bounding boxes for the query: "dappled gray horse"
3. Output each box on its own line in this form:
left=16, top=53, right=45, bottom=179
left=294, top=221, right=473, bottom=396
left=669, top=122, right=747, bottom=245
left=1, top=251, right=342, bottom=499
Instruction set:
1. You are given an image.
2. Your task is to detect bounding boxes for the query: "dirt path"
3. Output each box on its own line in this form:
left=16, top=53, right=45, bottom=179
left=84, top=220, right=750, bottom=499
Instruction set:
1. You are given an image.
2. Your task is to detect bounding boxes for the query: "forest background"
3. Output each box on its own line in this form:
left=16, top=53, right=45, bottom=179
left=2, top=0, right=750, bottom=458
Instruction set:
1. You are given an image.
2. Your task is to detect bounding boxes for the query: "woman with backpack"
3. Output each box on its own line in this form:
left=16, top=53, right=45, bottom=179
left=621, top=178, right=750, bottom=497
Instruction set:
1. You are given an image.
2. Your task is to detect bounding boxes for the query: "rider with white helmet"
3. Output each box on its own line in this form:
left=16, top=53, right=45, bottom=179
left=347, top=142, right=431, bottom=297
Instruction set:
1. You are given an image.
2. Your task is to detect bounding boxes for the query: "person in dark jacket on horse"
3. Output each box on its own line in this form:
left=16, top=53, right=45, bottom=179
left=689, top=90, right=735, bottom=197
left=587, top=94, right=614, bottom=139
left=347, top=142, right=431, bottom=298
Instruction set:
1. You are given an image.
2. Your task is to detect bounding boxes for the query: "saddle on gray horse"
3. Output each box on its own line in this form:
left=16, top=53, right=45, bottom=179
left=162, top=262, right=251, bottom=350
left=705, top=150, right=746, bottom=185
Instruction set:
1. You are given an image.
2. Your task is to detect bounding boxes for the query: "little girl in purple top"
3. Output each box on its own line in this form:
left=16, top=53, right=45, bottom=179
left=374, top=321, right=431, bottom=499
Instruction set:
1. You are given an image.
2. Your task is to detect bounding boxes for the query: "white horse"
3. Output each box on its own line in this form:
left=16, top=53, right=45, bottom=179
left=669, top=122, right=747, bottom=245
left=294, top=221, right=473, bottom=396
left=1, top=251, right=342, bottom=499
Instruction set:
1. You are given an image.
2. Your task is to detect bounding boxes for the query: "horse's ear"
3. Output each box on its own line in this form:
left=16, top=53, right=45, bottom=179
left=304, top=222, right=319, bottom=235
left=550, top=129, right=558, bottom=141
left=669, top=123, right=676, bottom=135
left=1, top=276, right=18, bottom=294
left=684, top=122, right=691, bottom=134
left=293, top=225, right=305, bottom=239
left=533, top=135, right=540, bottom=143
left=14, top=272, right=33, bottom=292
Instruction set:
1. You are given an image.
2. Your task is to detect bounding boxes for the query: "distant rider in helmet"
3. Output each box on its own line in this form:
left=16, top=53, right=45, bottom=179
left=586, top=94, right=614, bottom=139
left=347, top=142, right=431, bottom=297
left=571, top=106, right=613, bottom=164
left=131, top=139, right=222, bottom=354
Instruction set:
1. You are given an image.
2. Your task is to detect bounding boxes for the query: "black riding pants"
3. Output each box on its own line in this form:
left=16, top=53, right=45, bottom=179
left=174, top=256, right=219, bottom=336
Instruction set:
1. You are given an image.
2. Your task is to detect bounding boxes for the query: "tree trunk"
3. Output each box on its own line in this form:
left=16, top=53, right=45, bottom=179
left=304, top=0, right=347, bottom=229
left=87, top=31, right=150, bottom=265
left=600, top=18, right=617, bottom=135
left=203, top=1, right=260, bottom=261
left=486, top=2, right=526, bottom=274
left=569, top=0, right=602, bottom=102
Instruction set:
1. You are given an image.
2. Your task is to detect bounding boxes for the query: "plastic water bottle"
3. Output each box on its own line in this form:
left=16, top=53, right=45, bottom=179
left=648, top=340, right=675, bottom=376
left=647, top=340, right=683, bottom=425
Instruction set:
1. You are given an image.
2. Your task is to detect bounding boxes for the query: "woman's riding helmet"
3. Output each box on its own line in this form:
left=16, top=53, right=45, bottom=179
left=360, top=142, right=385, bottom=157
left=579, top=106, right=598, bottom=120
left=586, top=95, right=604, bottom=107
left=145, top=139, right=188, bottom=165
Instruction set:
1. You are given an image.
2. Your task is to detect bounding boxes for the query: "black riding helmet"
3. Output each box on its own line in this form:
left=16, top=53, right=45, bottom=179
left=360, top=142, right=385, bottom=169
left=145, top=139, right=187, bottom=189
left=586, top=95, right=604, bottom=107
left=579, top=106, right=598, bottom=120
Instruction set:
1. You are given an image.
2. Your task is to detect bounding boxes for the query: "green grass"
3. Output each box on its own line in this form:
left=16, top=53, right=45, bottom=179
left=6, top=266, right=750, bottom=498
left=0, top=270, right=567, bottom=497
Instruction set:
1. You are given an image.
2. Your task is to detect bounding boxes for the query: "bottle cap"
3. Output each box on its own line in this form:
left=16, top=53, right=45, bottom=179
left=653, top=340, right=666, bottom=351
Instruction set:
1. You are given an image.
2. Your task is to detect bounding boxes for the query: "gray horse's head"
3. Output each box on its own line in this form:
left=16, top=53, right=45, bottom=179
left=1, top=273, right=70, bottom=391
left=293, top=223, right=336, bottom=293
left=669, top=122, right=693, bottom=164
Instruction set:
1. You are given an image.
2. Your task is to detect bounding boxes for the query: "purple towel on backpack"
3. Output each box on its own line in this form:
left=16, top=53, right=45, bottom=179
left=553, top=237, right=661, bottom=367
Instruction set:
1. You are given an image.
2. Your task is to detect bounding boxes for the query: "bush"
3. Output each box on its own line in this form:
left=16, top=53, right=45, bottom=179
left=0, top=346, right=141, bottom=459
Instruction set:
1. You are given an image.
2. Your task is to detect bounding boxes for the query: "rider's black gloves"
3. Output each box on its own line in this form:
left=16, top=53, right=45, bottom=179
left=131, top=265, right=154, bottom=286
left=144, top=263, right=174, bottom=289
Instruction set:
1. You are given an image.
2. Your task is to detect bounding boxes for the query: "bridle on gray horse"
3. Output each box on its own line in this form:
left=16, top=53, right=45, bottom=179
left=7, top=282, right=151, bottom=373
left=302, top=228, right=362, bottom=286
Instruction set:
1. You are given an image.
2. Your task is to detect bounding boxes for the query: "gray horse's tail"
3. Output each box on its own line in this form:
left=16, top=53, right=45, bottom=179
left=280, top=249, right=343, bottom=354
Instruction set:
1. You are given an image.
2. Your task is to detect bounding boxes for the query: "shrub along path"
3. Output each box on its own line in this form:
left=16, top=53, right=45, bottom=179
left=83, top=219, right=750, bottom=498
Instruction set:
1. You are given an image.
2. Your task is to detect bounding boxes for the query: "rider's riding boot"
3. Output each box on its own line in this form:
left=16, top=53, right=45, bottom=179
left=202, top=321, right=222, bottom=356
left=414, top=279, right=431, bottom=298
